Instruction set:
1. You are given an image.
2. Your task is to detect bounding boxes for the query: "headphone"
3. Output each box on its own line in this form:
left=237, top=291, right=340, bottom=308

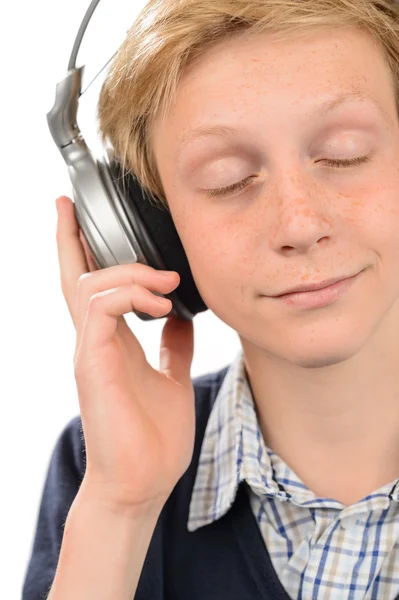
left=46, top=0, right=208, bottom=321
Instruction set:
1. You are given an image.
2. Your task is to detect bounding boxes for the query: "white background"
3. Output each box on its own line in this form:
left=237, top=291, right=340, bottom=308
left=2, top=1, right=240, bottom=596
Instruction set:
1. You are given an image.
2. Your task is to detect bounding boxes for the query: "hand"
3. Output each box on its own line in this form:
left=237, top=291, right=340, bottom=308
left=55, top=195, right=195, bottom=515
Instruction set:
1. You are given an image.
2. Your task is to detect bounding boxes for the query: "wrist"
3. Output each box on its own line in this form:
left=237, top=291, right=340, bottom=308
left=77, top=477, right=167, bottom=521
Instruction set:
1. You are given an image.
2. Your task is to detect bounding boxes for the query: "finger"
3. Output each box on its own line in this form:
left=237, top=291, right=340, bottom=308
left=76, top=283, right=172, bottom=362
left=79, top=229, right=100, bottom=273
left=160, top=315, right=194, bottom=386
left=56, top=196, right=90, bottom=326
left=75, top=265, right=179, bottom=342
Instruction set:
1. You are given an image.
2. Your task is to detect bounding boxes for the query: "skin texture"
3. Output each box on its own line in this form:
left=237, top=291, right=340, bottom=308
left=150, top=27, right=399, bottom=505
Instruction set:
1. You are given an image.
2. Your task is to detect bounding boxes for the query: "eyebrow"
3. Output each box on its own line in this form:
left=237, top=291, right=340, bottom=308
left=177, top=91, right=389, bottom=153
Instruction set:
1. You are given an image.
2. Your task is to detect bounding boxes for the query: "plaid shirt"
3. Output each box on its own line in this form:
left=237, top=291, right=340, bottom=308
left=188, top=350, right=399, bottom=599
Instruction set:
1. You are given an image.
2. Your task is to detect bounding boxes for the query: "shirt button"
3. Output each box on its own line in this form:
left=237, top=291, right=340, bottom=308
left=340, top=515, right=358, bottom=530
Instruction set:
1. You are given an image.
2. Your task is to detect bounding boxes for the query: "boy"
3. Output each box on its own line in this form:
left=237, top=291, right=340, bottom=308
left=23, top=0, right=399, bottom=598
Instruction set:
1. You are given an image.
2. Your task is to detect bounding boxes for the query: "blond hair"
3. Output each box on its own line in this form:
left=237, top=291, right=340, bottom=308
left=97, top=0, right=399, bottom=210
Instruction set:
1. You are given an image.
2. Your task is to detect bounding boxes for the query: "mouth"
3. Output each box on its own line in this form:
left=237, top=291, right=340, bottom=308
left=272, top=274, right=360, bottom=297
left=268, top=271, right=363, bottom=310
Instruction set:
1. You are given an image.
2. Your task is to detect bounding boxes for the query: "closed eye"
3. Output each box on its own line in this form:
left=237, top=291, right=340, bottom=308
left=321, top=155, right=372, bottom=168
left=205, top=155, right=372, bottom=198
left=205, top=175, right=257, bottom=198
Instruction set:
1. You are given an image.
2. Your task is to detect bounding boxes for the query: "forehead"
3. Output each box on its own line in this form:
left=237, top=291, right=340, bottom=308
left=180, top=26, right=387, bottom=88
left=150, top=27, right=396, bottom=154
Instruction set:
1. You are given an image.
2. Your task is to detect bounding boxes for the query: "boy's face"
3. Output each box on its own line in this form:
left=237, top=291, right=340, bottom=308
left=150, top=27, right=399, bottom=369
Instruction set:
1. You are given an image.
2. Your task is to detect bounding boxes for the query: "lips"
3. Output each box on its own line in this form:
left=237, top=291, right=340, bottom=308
left=273, top=274, right=358, bottom=297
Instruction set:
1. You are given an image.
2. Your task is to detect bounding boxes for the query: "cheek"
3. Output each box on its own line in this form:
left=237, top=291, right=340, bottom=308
left=174, top=208, right=251, bottom=301
left=158, top=176, right=239, bottom=293
left=340, top=173, right=399, bottom=257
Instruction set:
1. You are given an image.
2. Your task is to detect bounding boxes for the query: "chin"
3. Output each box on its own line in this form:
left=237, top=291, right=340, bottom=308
left=286, top=350, right=356, bottom=370
left=236, top=304, right=378, bottom=370
left=268, top=317, right=373, bottom=369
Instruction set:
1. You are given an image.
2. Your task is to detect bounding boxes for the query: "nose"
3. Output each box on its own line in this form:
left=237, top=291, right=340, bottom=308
left=267, top=168, right=334, bottom=255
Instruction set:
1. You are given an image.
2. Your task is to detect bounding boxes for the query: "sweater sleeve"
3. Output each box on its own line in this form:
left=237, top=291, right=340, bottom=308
left=21, top=415, right=86, bottom=600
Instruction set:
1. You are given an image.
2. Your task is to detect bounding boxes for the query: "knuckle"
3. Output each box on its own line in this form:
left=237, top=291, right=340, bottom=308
left=87, top=292, right=104, bottom=312
left=73, top=349, right=81, bottom=373
left=129, top=261, right=154, bottom=276
left=77, top=272, right=91, bottom=289
left=73, top=345, right=86, bottom=376
left=59, top=276, right=66, bottom=294
left=60, top=284, right=68, bottom=301
left=74, top=358, right=88, bottom=382
left=122, top=262, right=140, bottom=278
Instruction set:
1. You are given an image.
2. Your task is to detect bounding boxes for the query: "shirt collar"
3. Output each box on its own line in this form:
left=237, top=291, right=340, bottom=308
left=188, top=349, right=283, bottom=531
left=187, top=349, right=399, bottom=532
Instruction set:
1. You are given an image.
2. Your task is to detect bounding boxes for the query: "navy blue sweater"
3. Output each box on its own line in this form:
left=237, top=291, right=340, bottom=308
left=22, top=364, right=292, bottom=600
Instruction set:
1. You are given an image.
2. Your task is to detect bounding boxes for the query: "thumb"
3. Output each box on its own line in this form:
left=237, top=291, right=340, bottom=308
left=160, top=315, right=194, bottom=385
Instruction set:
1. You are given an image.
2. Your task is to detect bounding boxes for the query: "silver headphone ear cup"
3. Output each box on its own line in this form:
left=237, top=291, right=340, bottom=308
left=68, top=148, right=139, bottom=270
left=105, top=155, right=208, bottom=321
left=46, top=64, right=207, bottom=320
left=66, top=149, right=157, bottom=321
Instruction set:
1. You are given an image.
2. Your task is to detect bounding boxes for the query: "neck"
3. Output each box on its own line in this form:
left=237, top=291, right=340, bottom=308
left=240, top=311, right=399, bottom=506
